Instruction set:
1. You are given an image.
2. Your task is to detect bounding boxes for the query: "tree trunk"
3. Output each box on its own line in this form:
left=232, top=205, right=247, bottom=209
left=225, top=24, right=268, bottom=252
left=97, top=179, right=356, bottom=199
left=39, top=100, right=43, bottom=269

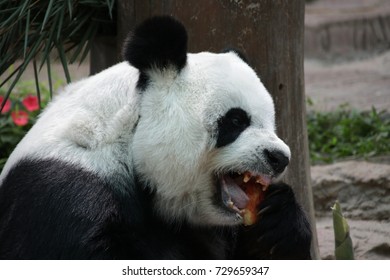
left=114, top=0, right=319, bottom=259
left=90, top=36, right=118, bottom=75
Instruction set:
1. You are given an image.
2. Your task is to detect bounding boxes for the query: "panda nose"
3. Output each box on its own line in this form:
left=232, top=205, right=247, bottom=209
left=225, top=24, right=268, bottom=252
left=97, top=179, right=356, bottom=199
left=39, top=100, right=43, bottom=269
left=264, top=149, right=290, bottom=174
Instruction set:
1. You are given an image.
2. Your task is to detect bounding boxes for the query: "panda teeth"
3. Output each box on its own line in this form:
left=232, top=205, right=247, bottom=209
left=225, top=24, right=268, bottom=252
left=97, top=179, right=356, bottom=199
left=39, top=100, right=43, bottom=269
left=242, top=172, right=251, bottom=183
left=255, top=176, right=271, bottom=191
left=241, top=172, right=271, bottom=191
left=226, top=197, right=244, bottom=213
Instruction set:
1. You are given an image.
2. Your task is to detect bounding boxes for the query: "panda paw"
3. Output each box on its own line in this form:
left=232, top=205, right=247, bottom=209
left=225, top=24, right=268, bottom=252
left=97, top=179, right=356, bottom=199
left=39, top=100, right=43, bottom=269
left=236, top=183, right=312, bottom=260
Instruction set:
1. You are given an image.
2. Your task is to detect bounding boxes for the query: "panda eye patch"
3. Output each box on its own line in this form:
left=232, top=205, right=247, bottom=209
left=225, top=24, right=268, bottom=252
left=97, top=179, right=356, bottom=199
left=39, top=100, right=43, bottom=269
left=231, top=114, right=247, bottom=128
left=216, top=108, right=251, bottom=148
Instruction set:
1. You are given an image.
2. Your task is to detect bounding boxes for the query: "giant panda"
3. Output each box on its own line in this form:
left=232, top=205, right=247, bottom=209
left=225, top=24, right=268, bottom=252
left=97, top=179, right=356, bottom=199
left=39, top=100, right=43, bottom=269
left=0, top=16, right=311, bottom=259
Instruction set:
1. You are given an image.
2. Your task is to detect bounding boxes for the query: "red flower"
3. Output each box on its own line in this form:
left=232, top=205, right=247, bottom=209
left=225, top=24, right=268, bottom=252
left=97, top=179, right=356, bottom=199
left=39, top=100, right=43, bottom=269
left=0, top=96, right=11, bottom=114
left=22, top=95, right=39, bottom=112
left=11, top=110, right=29, bottom=126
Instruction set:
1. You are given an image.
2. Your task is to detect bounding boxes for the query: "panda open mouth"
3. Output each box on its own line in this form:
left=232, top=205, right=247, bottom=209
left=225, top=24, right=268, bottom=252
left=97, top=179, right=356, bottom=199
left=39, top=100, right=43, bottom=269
left=219, top=172, right=271, bottom=226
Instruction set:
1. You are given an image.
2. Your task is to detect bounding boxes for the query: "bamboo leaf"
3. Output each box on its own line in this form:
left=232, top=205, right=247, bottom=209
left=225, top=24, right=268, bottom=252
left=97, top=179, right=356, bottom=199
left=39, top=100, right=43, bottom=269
left=32, top=59, right=42, bottom=109
left=41, top=0, right=54, bottom=32
left=57, top=41, right=71, bottom=84
left=39, top=14, right=59, bottom=71
left=23, top=8, right=30, bottom=58
left=68, top=12, right=91, bottom=38
left=106, top=0, right=114, bottom=19
left=0, top=7, right=19, bottom=15
left=0, top=5, right=23, bottom=28
left=1, top=0, right=115, bottom=101
left=67, top=0, right=73, bottom=19
left=1, top=34, right=44, bottom=110
left=0, top=64, right=23, bottom=89
left=1, top=64, right=27, bottom=112
left=70, top=21, right=94, bottom=63
left=18, top=0, right=30, bottom=17
left=79, top=25, right=98, bottom=65
left=46, top=54, right=53, bottom=99
left=56, top=7, right=65, bottom=42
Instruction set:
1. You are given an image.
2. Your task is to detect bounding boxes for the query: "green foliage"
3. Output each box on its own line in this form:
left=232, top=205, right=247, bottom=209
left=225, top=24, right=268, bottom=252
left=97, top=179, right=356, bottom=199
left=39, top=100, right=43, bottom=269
left=0, top=81, right=52, bottom=171
left=307, top=106, right=390, bottom=164
left=0, top=118, right=29, bottom=170
left=0, top=0, right=115, bottom=111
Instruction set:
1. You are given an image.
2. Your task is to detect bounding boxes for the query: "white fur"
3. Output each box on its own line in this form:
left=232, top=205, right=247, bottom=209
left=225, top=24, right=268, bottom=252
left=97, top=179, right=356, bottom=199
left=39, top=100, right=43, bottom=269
left=132, top=52, right=290, bottom=225
left=0, top=62, right=140, bottom=183
left=1, top=52, right=290, bottom=227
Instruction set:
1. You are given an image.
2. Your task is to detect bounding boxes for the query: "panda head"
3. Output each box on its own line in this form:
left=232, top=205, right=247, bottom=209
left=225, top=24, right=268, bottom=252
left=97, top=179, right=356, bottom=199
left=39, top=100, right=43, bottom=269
left=124, top=16, right=291, bottom=226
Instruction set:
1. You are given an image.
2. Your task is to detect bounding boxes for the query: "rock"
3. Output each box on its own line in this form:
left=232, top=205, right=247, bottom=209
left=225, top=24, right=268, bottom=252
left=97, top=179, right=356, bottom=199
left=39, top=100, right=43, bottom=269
left=311, top=160, right=390, bottom=220
left=312, top=160, right=390, bottom=259
left=316, top=217, right=390, bottom=259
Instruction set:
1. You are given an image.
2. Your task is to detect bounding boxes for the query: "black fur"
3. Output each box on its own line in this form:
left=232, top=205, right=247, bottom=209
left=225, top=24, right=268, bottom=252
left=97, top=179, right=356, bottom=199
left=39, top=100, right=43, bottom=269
left=0, top=159, right=311, bottom=259
left=0, top=158, right=233, bottom=259
left=122, top=16, right=187, bottom=90
left=216, top=108, right=251, bottom=148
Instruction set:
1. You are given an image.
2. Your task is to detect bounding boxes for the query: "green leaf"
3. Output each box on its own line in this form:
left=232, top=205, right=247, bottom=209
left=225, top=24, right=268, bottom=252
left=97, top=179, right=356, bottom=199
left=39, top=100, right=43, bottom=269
left=2, top=34, right=44, bottom=110
left=106, top=0, right=115, bottom=19
left=57, top=41, right=71, bottom=84
left=0, top=64, right=23, bottom=89
left=56, top=7, right=65, bottom=42
left=1, top=0, right=115, bottom=103
left=308, top=107, right=390, bottom=163
left=32, top=59, right=42, bottom=109
left=46, top=55, right=53, bottom=99
left=70, top=21, right=95, bottom=63
left=23, top=7, right=30, bottom=58
left=66, top=0, right=73, bottom=19
left=18, top=0, right=30, bottom=17
left=41, top=0, right=54, bottom=32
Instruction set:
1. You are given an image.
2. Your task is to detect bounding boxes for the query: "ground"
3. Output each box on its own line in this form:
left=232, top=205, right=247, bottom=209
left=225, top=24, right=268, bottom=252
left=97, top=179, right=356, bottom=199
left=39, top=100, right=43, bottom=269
left=305, top=0, right=390, bottom=259
left=305, top=50, right=390, bottom=113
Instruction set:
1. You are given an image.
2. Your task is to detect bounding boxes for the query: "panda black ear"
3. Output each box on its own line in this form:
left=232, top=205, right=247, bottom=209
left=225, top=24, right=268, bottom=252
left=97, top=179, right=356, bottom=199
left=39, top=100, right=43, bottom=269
left=122, top=16, right=188, bottom=76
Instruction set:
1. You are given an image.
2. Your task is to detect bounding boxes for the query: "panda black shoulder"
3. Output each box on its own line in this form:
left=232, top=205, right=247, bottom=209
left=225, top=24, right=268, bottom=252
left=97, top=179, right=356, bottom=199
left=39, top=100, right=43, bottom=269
left=122, top=16, right=188, bottom=75
left=0, top=158, right=152, bottom=259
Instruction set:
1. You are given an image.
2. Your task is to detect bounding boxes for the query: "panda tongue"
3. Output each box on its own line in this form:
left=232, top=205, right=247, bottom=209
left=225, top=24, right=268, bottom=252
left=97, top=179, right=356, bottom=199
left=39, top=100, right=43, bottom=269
left=221, top=175, right=249, bottom=209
